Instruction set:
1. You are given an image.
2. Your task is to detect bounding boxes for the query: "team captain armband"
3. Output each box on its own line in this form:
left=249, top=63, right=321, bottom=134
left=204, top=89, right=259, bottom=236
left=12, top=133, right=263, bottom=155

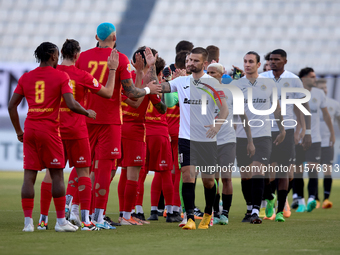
left=215, top=90, right=225, bottom=99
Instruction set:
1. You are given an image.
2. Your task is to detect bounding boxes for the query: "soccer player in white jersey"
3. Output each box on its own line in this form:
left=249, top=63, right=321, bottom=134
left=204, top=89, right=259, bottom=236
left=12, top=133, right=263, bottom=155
left=231, top=51, right=285, bottom=224
left=316, top=78, right=340, bottom=209
left=143, top=47, right=229, bottom=230
left=259, top=49, right=312, bottom=222
left=294, top=68, right=335, bottom=213
left=207, top=63, right=255, bottom=225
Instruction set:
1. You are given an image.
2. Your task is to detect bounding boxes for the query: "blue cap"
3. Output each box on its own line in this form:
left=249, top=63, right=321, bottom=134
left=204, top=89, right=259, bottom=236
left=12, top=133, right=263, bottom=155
left=97, top=23, right=116, bottom=41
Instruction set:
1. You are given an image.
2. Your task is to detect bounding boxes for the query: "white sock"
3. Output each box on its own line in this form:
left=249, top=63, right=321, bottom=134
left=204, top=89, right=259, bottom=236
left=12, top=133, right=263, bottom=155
left=307, top=197, right=315, bottom=204
left=252, top=208, right=259, bottom=216
left=25, top=217, right=32, bottom=226
left=136, top=205, right=144, bottom=214
left=81, top=209, right=90, bottom=224
left=261, top=200, right=267, bottom=208
left=299, top=198, right=306, bottom=206
left=247, top=205, right=252, bottom=212
left=39, top=214, right=48, bottom=224
left=151, top=206, right=158, bottom=211
left=173, top=206, right=180, bottom=213
left=166, top=205, right=173, bottom=214
left=123, top=211, right=131, bottom=220
left=71, top=204, right=79, bottom=216
left=292, top=193, right=298, bottom=200
left=65, top=195, right=73, bottom=208
left=94, top=208, right=104, bottom=223
left=57, top=217, right=67, bottom=225
left=131, top=209, right=135, bottom=214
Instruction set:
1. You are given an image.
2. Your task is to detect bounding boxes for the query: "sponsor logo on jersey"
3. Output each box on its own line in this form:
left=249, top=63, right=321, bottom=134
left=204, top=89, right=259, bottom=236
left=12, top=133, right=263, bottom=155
left=283, top=82, right=290, bottom=87
left=183, top=86, right=189, bottom=89
left=68, top=80, right=72, bottom=89
left=183, top=98, right=208, bottom=105
left=160, top=160, right=168, bottom=167
left=127, top=64, right=132, bottom=73
left=261, top=85, right=267, bottom=90
left=51, top=158, right=61, bottom=165
left=77, top=156, right=86, bottom=164
left=111, top=148, right=119, bottom=155
left=134, top=155, right=143, bottom=163
left=312, top=98, right=317, bottom=103
left=93, top=78, right=99, bottom=87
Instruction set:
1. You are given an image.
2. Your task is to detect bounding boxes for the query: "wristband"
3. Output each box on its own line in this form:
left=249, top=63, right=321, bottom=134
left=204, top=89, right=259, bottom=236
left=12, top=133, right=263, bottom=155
left=109, top=69, right=116, bottom=71
left=305, top=129, right=311, bottom=135
left=144, top=87, right=151, bottom=95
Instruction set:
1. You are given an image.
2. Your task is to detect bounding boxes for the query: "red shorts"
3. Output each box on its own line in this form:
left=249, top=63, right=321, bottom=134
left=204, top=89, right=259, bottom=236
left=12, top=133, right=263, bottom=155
left=119, top=138, right=146, bottom=167
left=145, top=135, right=173, bottom=171
left=171, top=136, right=180, bottom=171
left=87, top=124, right=121, bottom=160
left=63, top=138, right=91, bottom=168
left=23, top=128, right=65, bottom=170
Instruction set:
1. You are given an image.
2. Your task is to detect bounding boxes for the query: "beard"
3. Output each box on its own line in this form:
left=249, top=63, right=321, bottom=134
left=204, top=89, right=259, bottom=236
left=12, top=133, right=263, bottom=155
left=188, top=64, right=203, bottom=73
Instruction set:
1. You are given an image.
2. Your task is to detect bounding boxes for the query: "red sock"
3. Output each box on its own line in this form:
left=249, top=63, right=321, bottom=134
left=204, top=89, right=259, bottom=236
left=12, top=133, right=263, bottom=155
left=22, top=198, right=34, bottom=218
left=40, top=182, right=52, bottom=216
left=118, top=169, right=127, bottom=212
left=66, top=167, right=78, bottom=197
left=94, top=160, right=112, bottom=209
left=172, top=170, right=181, bottom=207
left=53, top=196, right=66, bottom=218
left=90, top=186, right=95, bottom=215
left=103, top=174, right=114, bottom=215
left=162, top=170, right=174, bottom=206
left=78, top=177, right=91, bottom=211
left=151, top=172, right=162, bottom=207
left=124, top=180, right=138, bottom=213
left=136, top=167, right=147, bottom=206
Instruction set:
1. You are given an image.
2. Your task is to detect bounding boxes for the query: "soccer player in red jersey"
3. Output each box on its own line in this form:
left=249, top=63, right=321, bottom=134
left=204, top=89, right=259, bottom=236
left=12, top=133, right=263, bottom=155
left=117, top=47, right=167, bottom=225
left=75, top=23, right=161, bottom=227
left=8, top=42, right=96, bottom=232
left=37, top=39, right=119, bottom=231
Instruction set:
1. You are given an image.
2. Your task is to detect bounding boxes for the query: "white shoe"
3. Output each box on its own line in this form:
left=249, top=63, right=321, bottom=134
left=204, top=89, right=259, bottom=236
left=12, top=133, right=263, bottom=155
left=55, top=221, right=78, bottom=232
left=70, top=212, right=82, bottom=227
left=179, top=212, right=187, bottom=227
left=23, top=218, right=34, bottom=232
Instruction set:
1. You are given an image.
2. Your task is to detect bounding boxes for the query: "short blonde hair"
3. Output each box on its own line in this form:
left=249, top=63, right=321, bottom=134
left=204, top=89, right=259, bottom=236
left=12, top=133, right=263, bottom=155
left=207, top=63, right=224, bottom=74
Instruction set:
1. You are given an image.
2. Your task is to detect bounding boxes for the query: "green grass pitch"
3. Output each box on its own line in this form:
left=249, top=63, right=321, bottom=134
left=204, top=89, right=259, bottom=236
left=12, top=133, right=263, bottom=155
left=0, top=171, right=339, bottom=255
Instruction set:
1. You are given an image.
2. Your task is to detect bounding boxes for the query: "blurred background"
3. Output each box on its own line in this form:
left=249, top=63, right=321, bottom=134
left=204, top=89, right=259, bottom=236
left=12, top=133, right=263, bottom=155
left=1, top=0, right=340, bottom=173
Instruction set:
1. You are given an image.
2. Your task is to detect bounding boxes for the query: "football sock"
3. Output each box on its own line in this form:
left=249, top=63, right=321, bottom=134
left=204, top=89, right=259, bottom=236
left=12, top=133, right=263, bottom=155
left=94, top=208, right=104, bottom=223
left=118, top=168, right=127, bottom=212
left=94, top=160, right=112, bottom=211
left=173, top=206, right=180, bottom=213
left=179, top=173, right=185, bottom=213
left=39, top=214, right=48, bottom=224
left=308, top=178, right=318, bottom=199
left=172, top=170, right=181, bottom=207
left=213, top=193, right=220, bottom=214
left=71, top=204, right=79, bottom=216
left=40, top=181, right=52, bottom=217
left=123, top=180, right=138, bottom=218
left=293, top=173, right=304, bottom=198
left=222, top=193, right=232, bottom=217
left=270, top=180, right=277, bottom=195
left=136, top=205, right=144, bottom=214
left=81, top=209, right=90, bottom=224
left=324, top=175, right=332, bottom=200
left=78, top=177, right=91, bottom=211
left=54, top=196, right=66, bottom=225
left=136, top=166, right=147, bottom=207
left=22, top=198, right=34, bottom=218
left=277, top=189, right=288, bottom=213
left=165, top=205, right=173, bottom=214
left=264, top=181, right=274, bottom=200
left=161, top=171, right=174, bottom=211
left=288, top=179, right=294, bottom=194
left=151, top=172, right=162, bottom=207
left=66, top=167, right=78, bottom=201
left=241, top=179, right=252, bottom=214
left=251, top=176, right=264, bottom=215
left=204, top=184, right=216, bottom=215
left=182, top=182, right=195, bottom=221
left=158, top=191, right=165, bottom=211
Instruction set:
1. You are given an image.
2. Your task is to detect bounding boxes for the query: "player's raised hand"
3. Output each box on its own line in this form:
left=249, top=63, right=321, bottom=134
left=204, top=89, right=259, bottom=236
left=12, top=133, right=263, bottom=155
left=86, top=109, right=97, bottom=120
left=231, top=65, right=245, bottom=77
left=144, top=47, right=158, bottom=66
left=147, top=80, right=162, bottom=94
left=131, top=52, right=144, bottom=72
left=173, top=69, right=186, bottom=79
left=107, top=49, right=119, bottom=70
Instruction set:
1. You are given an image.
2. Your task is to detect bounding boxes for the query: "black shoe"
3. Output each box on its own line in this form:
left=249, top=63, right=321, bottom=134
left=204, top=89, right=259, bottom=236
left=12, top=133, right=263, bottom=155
left=172, top=211, right=183, bottom=222
left=104, top=216, right=121, bottom=226
left=249, top=213, right=262, bottom=224
left=291, top=198, right=299, bottom=209
left=166, top=213, right=175, bottom=223
left=241, top=213, right=252, bottom=223
left=194, top=207, right=204, bottom=217
left=157, top=209, right=164, bottom=217
left=147, top=210, right=158, bottom=220
left=136, top=213, right=146, bottom=221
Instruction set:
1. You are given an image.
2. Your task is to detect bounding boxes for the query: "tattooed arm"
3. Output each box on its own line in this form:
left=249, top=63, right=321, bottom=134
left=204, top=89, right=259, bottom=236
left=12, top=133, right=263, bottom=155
left=121, top=79, right=161, bottom=98
left=153, top=101, right=167, bottom=114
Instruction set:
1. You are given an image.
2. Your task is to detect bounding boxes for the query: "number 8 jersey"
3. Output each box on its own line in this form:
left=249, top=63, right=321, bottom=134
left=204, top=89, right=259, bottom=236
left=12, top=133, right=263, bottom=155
left=14, top=66, right=72, bottom=133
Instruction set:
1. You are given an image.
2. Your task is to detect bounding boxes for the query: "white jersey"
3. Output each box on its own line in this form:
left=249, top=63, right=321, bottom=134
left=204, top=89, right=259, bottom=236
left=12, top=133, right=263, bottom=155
left=169, top=73, right=221, bottom=142
left=320, top=97, right=340, bottom=147
left=259, top=70, right=305, bottom=131
left=309, top=87, right=327, bottom=143
left=215, top=85, right=236, bottom=145
left=231, top=76, right=276, bottom=138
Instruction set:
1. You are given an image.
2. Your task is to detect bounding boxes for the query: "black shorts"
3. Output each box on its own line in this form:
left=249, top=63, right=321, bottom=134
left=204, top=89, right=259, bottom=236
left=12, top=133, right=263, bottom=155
left=178, top=138, right=217, bottom=173
left=236, top=137, right=272, bottom=168
left=320, top=146, right=334, bottom=165
left=295, top=142, right=322, bottom=166
left=269, top=129, right=294, bottom=167
left=217, top=142, right=236, bottom=178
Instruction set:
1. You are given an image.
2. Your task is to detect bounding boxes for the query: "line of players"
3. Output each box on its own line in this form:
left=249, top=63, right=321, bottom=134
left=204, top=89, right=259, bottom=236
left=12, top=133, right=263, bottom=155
left=8, top=22, right=339, bottom=232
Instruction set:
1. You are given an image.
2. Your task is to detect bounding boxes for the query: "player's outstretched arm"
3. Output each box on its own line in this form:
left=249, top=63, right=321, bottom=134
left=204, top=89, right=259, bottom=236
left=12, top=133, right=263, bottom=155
left=8, top=93, right=24, bottom=142
left=96, top=49, right=119, bottom=98
left=63, top=93, right=96, bottom=119
left=153, top=101, right=167, bottom=114
left=321, top=107, right=335, bottom=146
left=121, top=79, right=161, bottom=98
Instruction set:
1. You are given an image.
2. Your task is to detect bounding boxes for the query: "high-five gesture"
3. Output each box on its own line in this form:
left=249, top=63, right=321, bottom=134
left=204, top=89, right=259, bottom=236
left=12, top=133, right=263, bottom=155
left=107, top=49, right=119, bottom=70
left=144, top=47, right=158, bottom=67
left=131, top=52, right=144, bottom=72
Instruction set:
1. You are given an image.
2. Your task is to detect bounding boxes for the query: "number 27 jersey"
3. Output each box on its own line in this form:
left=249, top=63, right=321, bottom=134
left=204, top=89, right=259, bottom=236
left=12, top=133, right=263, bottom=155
left=14, top=66, right=72, bottom=133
